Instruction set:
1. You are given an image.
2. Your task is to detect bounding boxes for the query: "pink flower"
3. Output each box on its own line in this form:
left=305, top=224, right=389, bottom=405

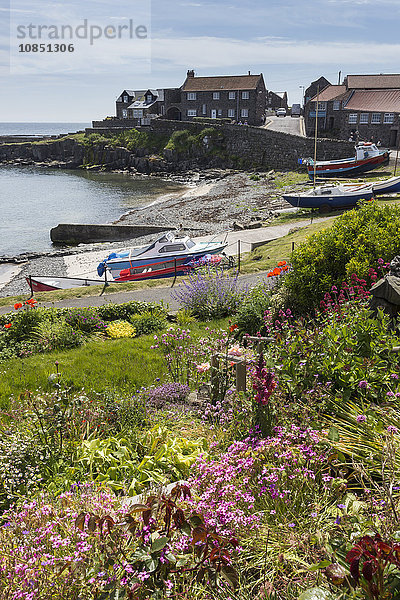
left=228, top=345, right=243, bottom=357
left=196, top=362, right=211, bottom=373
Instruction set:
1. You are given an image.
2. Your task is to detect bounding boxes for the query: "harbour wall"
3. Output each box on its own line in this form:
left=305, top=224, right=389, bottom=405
left=0, top=120, right=354, bottom=173
left=50, top=224, right=172, bottom=245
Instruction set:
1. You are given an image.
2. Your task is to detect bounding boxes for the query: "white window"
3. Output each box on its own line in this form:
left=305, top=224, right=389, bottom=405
left=360, top=113, right=369, bottom=124
left=202, top=104, right=207, bottom=115
left=187, top=109, right=197, bottom=117
left=218, top=109, right=222, bottom=116
left=348, top=113, right=358, bottom=124
left=333, top=101, right=340, bottom=111
left=242, top=91, right=249, bottom=100
left=123, top=95, right=128, bottom=103
left=122, top=109, right=128, bottom=119
left=318, top=102, right=327, bottom=110
left=187, top=92, right=197, bottom=100
left=228, top=108, right=235, bottom=118
left=372, top=113, right=381, bottom=124
left=213, top=92, right=220, bottom=100
left=241, top=108, right=248, bottom=118
left=146, top=94, right=152, bottom=103
left=384, top=113, right=394, bottom=124
left=133, top=109, right=143, bottom=118
left=229, top=91, right=236, bottom=100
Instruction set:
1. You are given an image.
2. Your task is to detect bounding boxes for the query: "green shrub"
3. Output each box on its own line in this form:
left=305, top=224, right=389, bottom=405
left=233, top=282, right=272, bottom=336
left=98, top=300, right=164, bottom=322
left=285, top=202, right=400, bottom=311
left=129, top=310, right=166, bottom=335
left=32, top=320, right=84, bottom=352
left=64, top=307, right=107, bottom=334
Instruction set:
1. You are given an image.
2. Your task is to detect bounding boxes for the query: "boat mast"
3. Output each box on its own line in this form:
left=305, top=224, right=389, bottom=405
left=394, top=130, right=400, bottom=176
left=313, top=86, right=320, bottom=187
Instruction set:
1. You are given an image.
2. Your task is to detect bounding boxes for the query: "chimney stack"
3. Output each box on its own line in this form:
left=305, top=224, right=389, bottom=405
left=187, top=69, right=195, bottom=78
left=248, top=70, right=251, bottom=75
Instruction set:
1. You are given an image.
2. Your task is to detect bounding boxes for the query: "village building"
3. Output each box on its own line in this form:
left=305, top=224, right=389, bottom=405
left=114, top=70, right=270, bottom=127
left=267, top=91, right=288, bottom=112
left=304, top=74, right=400, bottom=147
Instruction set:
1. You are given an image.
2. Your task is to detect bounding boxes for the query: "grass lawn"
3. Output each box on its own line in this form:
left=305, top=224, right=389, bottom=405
left=240, top=217, right=336, bottom=273
left=0, top=317, right=230, bottom=409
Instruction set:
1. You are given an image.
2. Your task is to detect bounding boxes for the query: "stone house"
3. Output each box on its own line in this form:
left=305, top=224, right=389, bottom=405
left=179, top=70, right=267, bottom=125
left=267, top=91, right=288, bottom=111
left=115, top=71, right=267, bottom=126
left=305, top=74, right=400, bottom=147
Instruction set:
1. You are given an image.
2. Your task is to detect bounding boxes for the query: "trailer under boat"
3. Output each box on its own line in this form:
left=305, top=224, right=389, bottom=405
left=303, top=143, right=390, bottom=179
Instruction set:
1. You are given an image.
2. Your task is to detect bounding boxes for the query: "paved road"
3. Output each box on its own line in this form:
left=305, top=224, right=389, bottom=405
left=265, top=115, right=304, bottom=136
left=0, top=271, right=272, bottom=315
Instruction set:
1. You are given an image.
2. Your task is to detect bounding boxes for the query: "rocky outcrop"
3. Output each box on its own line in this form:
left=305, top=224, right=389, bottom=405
left=0, top=120, right=355, bottom=173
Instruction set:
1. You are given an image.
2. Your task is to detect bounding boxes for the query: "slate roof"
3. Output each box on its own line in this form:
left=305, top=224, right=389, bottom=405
left=346, top=74, right=400, bottom=89
left=343, top=89, right=400, bottom=113
left=310, top=85, right=347, bottom=102
left=182, top=74, right=263, bottom=92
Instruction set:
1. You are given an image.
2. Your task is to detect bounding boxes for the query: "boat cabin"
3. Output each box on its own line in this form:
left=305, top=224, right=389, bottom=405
left=355, top=142, right=381, bottom=160
left=135, top=232, right=196, bottom=258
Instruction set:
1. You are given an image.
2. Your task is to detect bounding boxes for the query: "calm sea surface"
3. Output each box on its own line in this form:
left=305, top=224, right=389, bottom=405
left=0, top=123, right=184, bottom=257
left=0, top=165, right=184, bottom=257
left=0, top=122, right=90, bottom=136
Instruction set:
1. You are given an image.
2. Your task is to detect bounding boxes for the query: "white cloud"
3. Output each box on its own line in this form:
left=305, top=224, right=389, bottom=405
left=152, top=36, right=400, bottom=68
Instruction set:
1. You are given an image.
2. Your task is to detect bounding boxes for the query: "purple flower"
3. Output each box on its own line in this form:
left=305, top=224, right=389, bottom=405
left=387, top=425, right=399, bottom=434
left=387, top=391, right=395, bottom=397
left=358, top=380, right=369, bottom=389
left=356, top=415, right=367, bottom=423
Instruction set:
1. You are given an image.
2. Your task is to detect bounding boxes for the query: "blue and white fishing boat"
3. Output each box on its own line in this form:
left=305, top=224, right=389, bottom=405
left=283, top=183, right=373, bottom=211
left=97, top=231, right=227, bottom=280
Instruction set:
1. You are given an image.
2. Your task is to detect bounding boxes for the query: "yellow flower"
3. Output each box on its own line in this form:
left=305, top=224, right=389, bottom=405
left=106, top=320, right=136, bottom=339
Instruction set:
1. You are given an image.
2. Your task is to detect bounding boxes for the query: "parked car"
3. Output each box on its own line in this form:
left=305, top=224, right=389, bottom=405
left=276, top=108, right=287, bottom=117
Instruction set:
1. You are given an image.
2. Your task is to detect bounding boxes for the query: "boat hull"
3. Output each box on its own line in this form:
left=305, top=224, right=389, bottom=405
left=283, top=188, right=374, bottom=210
left=105, top=246, right=226, bottom=280
left=372, top=176, right=400, bottom=195
left=115, top=255, right=223, bottom=282
left=307, top=152, right=390, bottom=179
left=26, top=276, right=106, bottom=292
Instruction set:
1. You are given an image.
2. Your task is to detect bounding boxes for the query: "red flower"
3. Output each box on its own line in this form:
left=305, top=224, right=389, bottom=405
left=267, top=272, right=273, bottom=277
left=229, top=323, right=238, bottom=332
left=4, top=323, right=12, bottom=329
left=14, top=302, right=23, bottom=310
left=277, top=260, right=287, bottom=267
left=272, top=267, right=282, bottom=276
left=25, top=298, right=37, bottom=306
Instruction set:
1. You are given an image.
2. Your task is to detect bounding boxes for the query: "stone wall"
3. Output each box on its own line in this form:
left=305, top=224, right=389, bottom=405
left=89, top=119, right=354, bottom=170
left=50, top=223, right=172, bottom=245
left=0, top=119, right=354, bottom=173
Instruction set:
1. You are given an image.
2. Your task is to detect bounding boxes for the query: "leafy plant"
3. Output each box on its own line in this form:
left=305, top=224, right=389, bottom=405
left=285, top=202, right=400, bottom=311
left=129, top=310, right=167, bottom=336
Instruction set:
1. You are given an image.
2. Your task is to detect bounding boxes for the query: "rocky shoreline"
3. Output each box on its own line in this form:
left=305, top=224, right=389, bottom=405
left=0, top=168, right=294, bottom=298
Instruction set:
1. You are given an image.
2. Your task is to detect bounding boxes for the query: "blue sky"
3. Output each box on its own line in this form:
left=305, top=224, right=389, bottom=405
left=1, top=0, right=400, bottom=121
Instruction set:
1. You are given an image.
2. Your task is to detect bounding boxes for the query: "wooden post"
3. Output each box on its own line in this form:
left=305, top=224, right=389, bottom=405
left=210, top=354, right=219, bottom=403
left=291, top=241, right=295, bottom=252
left=236, top=360, right=246, bottom=392
left=237, top=240, right=241, bottom=273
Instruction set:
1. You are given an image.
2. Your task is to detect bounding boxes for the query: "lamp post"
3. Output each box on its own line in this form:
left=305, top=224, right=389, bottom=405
left=299, top=85, right=305, bottom=108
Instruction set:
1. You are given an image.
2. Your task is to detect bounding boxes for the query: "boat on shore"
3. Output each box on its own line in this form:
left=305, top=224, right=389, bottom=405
left=303, top=143, right=390, bottom=179
left=283, top=183, right=374, bottom=211
left=26, top=275, right=106, bottom=292
left=115, top=254, right=223, bottom=282
left=97, top=231, right=227, bottom=280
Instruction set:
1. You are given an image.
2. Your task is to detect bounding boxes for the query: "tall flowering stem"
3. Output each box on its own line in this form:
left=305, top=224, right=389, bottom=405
left=251, top=353, right=276, bottom=438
